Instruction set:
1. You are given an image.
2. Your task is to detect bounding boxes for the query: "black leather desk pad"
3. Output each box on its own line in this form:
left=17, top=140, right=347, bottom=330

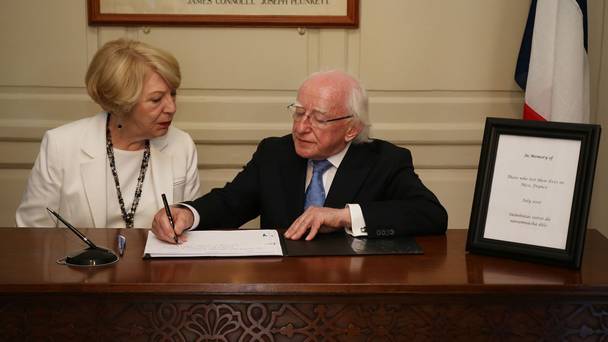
left=282, top=231, right=423, bottom=256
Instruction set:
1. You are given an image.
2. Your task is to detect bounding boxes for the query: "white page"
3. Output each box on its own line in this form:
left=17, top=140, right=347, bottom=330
left=483, top=134, right=581, bottom=249
left=143, top=230, right=283, bottom=258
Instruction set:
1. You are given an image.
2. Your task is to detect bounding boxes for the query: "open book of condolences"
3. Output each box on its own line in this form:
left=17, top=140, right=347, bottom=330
left=143, top=230, right=284, bottom=258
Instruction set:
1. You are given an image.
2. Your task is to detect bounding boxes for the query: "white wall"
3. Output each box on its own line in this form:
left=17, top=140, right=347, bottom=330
left=0, top=0, right=605, bottom=235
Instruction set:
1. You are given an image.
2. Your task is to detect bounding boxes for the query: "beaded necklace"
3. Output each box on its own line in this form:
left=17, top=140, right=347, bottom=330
left=105, top=114, right=151, bottom=228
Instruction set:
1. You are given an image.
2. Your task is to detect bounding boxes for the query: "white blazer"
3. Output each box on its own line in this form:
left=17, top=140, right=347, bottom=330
left=16, top=112, right=201, bottom=228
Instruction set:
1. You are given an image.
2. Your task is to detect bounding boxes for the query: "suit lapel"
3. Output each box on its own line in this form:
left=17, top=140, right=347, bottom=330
left=149, top=132, right=172, bottom=208
left=80, top=113, right=109, bottom=228
left=325, top=143, right=375, bottom=208
left=281, top=139, right=307, bottom=219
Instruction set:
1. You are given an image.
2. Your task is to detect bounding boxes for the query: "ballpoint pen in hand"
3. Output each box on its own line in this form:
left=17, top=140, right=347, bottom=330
left=161, top=193, right=179, bottom=244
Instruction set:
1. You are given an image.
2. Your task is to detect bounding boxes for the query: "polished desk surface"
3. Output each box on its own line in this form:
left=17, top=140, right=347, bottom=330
left=1, top=227, right=606, bottom=295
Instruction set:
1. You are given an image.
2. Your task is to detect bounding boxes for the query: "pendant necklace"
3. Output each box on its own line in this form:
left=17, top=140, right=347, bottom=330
left=105, top=113, right=151, bottom=228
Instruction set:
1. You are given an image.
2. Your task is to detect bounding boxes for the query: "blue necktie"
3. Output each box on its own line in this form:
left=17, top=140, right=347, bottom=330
left=304, top=159, right=332, bottom=210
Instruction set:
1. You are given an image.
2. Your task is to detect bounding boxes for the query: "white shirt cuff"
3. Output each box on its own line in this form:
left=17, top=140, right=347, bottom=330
left=177, top=203, right=199, bottom=230
left=344, top=203, right=367, bottom=237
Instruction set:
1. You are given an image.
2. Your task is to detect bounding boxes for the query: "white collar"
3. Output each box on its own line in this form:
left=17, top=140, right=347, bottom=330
left=309, top=142, right=351, bottom=169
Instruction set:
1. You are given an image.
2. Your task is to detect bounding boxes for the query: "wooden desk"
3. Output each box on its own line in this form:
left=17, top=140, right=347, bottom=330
left=1, top=228, right=607, bottom=341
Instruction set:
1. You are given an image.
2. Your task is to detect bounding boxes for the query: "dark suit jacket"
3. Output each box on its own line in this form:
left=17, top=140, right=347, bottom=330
left=189, top=134, right=447, bottom=237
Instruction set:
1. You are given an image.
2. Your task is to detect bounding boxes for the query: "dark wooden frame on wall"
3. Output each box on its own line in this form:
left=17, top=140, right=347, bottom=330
left=87, top=0, right=359, bottom=27
left=466, top=117, right=600, bottom=269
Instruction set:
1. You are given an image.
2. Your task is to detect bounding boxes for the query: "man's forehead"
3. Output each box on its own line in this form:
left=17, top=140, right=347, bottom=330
left=297, top=84, right=348, bottom=106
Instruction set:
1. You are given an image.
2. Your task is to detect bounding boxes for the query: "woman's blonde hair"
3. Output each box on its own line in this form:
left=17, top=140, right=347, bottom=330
left=85, top=38, right=181, bottom=115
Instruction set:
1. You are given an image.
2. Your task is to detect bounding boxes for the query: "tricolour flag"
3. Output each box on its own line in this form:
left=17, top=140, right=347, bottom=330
left=514, top=0, right=589, bottom=123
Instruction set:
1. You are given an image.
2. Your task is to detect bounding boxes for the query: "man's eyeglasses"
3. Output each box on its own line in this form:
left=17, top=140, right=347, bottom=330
left=287, top=104, right=353, bottom=128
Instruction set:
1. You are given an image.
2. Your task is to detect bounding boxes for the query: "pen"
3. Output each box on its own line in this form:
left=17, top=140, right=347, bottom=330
left=117, top=234, right=126, bottom=256
left=46, top=208, right=98, bottom=249
left=161, top=193, right=179, bottom=244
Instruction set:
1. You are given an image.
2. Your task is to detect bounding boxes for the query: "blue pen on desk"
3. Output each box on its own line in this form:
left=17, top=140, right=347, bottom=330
left=117, top=234, right=126, bottom=256
left=161, top=193, right=179, bottom=244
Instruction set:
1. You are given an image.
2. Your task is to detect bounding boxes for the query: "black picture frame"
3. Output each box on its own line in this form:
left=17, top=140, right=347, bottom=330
left=466, top=117, right=601, bottom=268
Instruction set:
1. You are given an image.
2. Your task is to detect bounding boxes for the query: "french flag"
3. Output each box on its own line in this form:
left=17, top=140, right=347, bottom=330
left=514, top=0, right=589, bottom=123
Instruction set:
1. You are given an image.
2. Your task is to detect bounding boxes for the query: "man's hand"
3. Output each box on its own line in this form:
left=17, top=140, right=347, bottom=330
left=284, top=207, right=351, bottom=241
left=151, top=206, right=194, bottom=243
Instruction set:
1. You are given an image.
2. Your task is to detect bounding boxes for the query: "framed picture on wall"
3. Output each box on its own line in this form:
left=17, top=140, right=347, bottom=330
left=466, top=117, right=601, bottom=268
left=87, top=0, right=359, bottom=27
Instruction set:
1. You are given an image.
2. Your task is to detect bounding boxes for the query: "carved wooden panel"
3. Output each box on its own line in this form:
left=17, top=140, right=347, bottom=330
left=2, top=296, right=608, bottom=341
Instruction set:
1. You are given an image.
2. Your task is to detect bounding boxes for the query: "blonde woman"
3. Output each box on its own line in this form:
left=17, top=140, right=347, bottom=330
left=17, top=38, right=200, bottom=228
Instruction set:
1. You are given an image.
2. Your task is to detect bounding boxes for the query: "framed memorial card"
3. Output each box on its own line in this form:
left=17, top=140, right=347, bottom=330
left=466, top=118, right=600, bottom=268
left=88, top=0, right=359, bottom=27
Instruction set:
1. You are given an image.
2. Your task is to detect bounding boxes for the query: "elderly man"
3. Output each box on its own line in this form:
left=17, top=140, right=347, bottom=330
left=152, top=70, right=447, bottom=242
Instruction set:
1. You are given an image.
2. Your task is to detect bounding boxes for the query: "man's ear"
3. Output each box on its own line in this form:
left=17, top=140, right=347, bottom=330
left=344, top=121, right=363, bottom=142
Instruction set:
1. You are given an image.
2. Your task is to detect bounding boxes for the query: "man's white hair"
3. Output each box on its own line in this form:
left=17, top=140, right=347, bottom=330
left=303, top=70, right=371, bottom=144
